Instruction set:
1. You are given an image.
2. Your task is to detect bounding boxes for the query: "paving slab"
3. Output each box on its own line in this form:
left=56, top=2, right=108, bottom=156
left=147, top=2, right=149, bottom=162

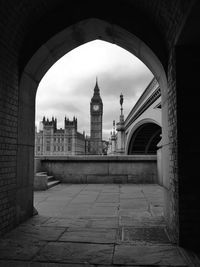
left=34, top=242, right=114, bottom=265
left=59, top=228, right=117, bottom=243
left=87, top=217, right=119, bottom=228
left=120, top=199, right=148, bottom=209
left=113, top=244, right=188, bottom=266
left=0, top=261, right=95, bottom=267
left=21, top=215, right=50, bottom=226
left=0, top=238, right=46, bottom=261
left=43, top=217, right=90, bottom=228
left=122, top=227, right=170, bottom=243
left=120, top=215, right=166, bottom=227
left=88, top=206, right=118, bottom=216
left=3, top=224, right=66, bottom=241
left=0, top=184, right=192, bottom=266
left=96, top=193, right=119, bottom=203
left=119, top=209, right=148, bottom=216
left=120, top=192, right=144, bottom=199
left=70, top=195, right=98, bottom=204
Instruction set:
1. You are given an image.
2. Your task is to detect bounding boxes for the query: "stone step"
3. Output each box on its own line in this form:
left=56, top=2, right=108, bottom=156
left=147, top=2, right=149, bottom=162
left=47, top=180, right=60, bottom=189
left=47, top=175, right=54, bottom=182
left=37, top=171, right=47, bottom=176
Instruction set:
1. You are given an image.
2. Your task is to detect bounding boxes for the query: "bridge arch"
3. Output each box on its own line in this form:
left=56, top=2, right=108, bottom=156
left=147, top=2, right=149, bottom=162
left=127, top=122, right=161, bottom=155
left=125, top=119, right=161, bottom=154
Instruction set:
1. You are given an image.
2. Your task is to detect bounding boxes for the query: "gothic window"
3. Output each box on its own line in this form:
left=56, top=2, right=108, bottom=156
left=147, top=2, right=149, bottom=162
left=68, top=138, right=72, bottom=151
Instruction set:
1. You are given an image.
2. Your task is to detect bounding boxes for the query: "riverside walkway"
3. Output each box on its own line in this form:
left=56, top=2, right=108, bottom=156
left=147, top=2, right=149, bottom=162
left=0, top=184, right=192, bottom=266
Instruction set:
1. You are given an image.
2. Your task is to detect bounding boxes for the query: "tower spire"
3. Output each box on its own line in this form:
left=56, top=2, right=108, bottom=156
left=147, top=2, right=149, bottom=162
left=94, top=76, right=100, bottom=95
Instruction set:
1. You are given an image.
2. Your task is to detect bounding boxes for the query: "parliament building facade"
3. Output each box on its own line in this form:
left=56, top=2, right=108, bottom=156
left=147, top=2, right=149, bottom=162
left=35, top=79, right=106, bottom=156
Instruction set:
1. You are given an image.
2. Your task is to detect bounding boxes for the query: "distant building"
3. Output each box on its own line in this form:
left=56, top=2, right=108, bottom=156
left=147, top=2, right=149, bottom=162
left=35, top=116, right=86, bottom=156
left=90, top=78, right=103, bottom=155
left=35, top=78, right=109, bottom=156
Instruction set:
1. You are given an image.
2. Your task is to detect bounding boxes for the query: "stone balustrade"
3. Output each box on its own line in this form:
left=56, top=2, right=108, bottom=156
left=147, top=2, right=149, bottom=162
left=35, top=155, right=157, bottom=184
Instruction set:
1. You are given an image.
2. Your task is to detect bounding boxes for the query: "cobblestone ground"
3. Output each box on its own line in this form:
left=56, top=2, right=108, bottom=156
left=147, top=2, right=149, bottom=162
left=0, top=184, right=191, bottom=266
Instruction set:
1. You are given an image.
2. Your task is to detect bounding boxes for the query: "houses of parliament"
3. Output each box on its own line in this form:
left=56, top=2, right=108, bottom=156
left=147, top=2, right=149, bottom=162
left=35, top=79, right=107, bottom=156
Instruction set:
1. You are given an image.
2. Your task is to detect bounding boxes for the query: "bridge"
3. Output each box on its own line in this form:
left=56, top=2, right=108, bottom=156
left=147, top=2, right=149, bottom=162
left=124, top=78, right=161, bottom=155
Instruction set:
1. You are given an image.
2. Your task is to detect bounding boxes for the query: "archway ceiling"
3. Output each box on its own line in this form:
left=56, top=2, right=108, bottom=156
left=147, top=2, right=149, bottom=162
left=0, top=0, right=193, bottom=73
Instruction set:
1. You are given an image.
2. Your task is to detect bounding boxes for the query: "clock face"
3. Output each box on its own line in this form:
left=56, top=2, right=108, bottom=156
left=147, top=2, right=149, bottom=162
left=93, top=104, right=99, bottom=111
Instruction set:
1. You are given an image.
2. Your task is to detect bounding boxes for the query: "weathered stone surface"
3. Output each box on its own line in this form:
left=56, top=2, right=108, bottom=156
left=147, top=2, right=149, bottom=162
left=0, top=261, right=95, bottom=267
left=4, top=225, right=66, bottom=241
left=120, top=199, right=148, bottom=209
left=113, top=244, right=188, bottom=266
left=34, top=242, right=114, bottom=264
left=0, top=184, right=192, bottom=265
left=0, top=239, right=46, bottom=260
left=88, top=206, right=118, bottom=216
left=71, top=195, right=97, bottom=204
left=120, top=215, right=166, bottom=227
left=21, top=215, right=50, bottom=226
left=59, top=228, right=117, bottom=243
left=122, top=227, right=170, bottom=243
left=87, top=217, right=119, bottom=228
left=43, top=217, right=90, bottom=228
left=96, top=193, right=119, bottom=203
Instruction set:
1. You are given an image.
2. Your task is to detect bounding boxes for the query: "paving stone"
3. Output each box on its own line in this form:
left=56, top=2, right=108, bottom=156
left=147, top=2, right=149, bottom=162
left=120, top=192, right=144, bottom=199
left=43, top=217, right=90, bottom=228
left=59, top=228, right=117, bottom=243
left=0, top=260, right=30, bottom=267
left=119, top=209, right=149, bottom=217
left=87, top=217, right=119, bottom=228
left=122, top=227, right=170, bottom=243
left=61, top=204, right=91, bottom=217
left=21, top=215, right=50, bottom=226
left=113, top=244, right=188, bottom=266
left=71, top=196, right=98, bottom=204
left=96, top=193, right=119, bottom=203
left=4, top=225, right=66, bottom=241
left=34, top=242, right=114, bottom=264
left=0, top=261, right=97, bottom=267
left=94, top=202, right=119, bottom=207
left=120, top=199, right=148, bottom=209
left=120, top=215, right=166, bottom=227
left=31, top=263, right=94, bottom=267
left=88, top=206, right=118, bottom=216
left=0, top=239, right=46, bottom=261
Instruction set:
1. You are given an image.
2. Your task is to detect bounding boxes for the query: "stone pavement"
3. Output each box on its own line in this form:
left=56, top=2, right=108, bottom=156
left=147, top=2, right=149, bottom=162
left=0, top=184, right=192, bottom=266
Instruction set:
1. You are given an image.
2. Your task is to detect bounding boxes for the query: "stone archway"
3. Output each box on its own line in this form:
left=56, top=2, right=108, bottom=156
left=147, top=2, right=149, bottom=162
left=125, top=118, right=161, bottom=155
left=18, top=17, right=172, bottom=240
left=127, top=122, right=161, bottom=155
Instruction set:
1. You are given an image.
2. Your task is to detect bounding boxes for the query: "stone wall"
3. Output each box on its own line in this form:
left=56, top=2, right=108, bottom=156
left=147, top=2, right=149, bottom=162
left=35, top=156, right=157, bottom=184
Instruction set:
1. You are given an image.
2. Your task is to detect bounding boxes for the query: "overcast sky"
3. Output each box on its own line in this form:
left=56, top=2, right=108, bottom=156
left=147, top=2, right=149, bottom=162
left=36, top=40, right=153, bottom=140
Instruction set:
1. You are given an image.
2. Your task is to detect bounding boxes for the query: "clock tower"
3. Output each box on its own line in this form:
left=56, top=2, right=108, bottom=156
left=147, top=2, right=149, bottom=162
left=90, top=78, right=103, bottom=155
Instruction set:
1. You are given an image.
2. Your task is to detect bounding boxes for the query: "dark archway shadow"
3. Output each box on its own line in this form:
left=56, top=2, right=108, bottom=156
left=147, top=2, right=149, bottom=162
left=18, top=18, right=174, bottom=243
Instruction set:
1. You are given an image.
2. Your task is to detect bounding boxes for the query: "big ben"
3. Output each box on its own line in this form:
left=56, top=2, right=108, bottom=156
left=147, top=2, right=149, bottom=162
left=90, top=78, right=103, bottom=155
